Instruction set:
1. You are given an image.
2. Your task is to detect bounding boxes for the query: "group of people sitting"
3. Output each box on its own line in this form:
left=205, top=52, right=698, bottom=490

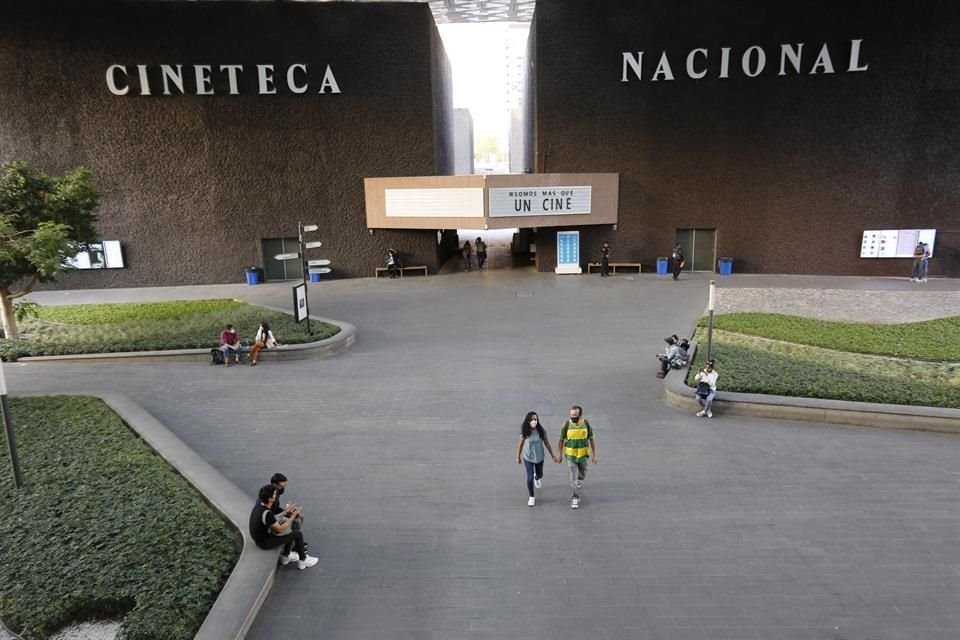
left=655, top=334, right=719, bottom=417
left=249, top=473, right=320, bottom=570
left=216, top=321, right=280, bottom=366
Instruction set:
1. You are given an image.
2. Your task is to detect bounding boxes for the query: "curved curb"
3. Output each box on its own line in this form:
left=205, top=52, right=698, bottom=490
left=23, top=391, right=277, bottom=640
left=16, top=317, right=356, bottom=365
left=662, top=341, right=960, bottom=434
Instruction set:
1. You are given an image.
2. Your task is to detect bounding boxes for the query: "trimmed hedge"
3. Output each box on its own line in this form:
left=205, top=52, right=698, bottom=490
left=0, top=396, right=240, bottom=640
left=0, top=299, right=339, bottom=361
left=697, top=313, right=960, bottom=361
left=688, top=329, right=960, bottom=409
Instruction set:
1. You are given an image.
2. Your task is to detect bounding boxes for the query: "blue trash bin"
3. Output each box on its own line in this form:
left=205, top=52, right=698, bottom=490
left=656, top=258, right=669, bottom=276
left=244, top=268, right=261, bottom=285
left=309, top=272, right=321, bottom=282
left=718, top=258, right=733, bottom=276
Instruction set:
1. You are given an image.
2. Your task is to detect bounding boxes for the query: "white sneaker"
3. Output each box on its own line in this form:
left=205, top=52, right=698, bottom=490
left=298, top=554, right=319, bottom=570
left=534, top=477, right=542, bottom=489
left=696, top=410, right=706, bottom=417
left=279, top=552, right=296, bottom=566
left=921, top=278, right=928, bottom=283
left=528, top=497, right=535, bottom=507
left=571, top=497, right=579, bottom=509
left=707, top=411, right=713, bottom=418
left=576, top=480, right=583, bottom=489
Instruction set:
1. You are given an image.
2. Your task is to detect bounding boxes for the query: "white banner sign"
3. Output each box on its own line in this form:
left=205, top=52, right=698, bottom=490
left=860, top=229, right=936, bottom=258
left=489, top=186, right=592, bottom=217
left=385, top=188, right=484, bottom=218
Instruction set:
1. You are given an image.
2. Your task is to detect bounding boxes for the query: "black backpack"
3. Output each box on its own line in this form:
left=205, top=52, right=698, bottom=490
left=210, top=348, right=225, bottom=365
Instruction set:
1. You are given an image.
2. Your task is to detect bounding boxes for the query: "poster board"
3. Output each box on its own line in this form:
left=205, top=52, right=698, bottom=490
left=293, top=283, right=308, bottom=323
left=555, top=230, right=582, bottom=274
left=861, top=229, right=936, bottom=258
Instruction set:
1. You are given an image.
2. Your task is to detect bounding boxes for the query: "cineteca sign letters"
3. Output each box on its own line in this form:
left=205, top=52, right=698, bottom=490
left=106, top=63, right=341, bottom=96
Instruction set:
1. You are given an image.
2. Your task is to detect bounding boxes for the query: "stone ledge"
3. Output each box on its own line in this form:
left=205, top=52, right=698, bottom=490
left=16, top=316, right=356, bottom=365
left=15, top=391, right=277, bottom=640
left=663, top=340, right=960, bottom=434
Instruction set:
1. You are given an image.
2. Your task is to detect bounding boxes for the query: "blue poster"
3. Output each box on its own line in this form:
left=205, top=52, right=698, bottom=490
left=555, top=231, right=582, bottom=274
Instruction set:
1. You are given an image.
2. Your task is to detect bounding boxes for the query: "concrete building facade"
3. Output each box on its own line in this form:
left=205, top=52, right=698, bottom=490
left=0, top=0, right=453, bottom=286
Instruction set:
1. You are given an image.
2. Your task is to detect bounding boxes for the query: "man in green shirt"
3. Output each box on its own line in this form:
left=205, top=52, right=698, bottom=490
left=555, top=405, right=598, bottom=509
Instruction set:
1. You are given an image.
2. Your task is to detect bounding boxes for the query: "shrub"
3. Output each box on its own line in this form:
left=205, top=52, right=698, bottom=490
left=0, top=299, right=339, bottom=360
left=688, top=329, right=960, bottom=409
left=697, top=313, right=960, bottom=361
left=0, top=397, right=240, bottom=640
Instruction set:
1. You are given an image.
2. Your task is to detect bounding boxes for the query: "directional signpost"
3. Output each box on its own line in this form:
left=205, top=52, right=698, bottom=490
left=273, top=222, right=331, bottom=335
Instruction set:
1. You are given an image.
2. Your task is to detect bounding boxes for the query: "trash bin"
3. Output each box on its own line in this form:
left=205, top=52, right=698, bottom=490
left=718, top=257, right=733, bottom=276
left=656, top=257, right=669, bottom=276
left=244, top=267, right=261, bottom=285
left=309, top=272, right=322, bottom=282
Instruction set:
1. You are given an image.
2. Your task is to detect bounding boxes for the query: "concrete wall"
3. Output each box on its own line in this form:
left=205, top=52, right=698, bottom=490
left=453, top=108, right=475, bottom=175
left=532, top=0, right=960, bottom=276
left=0, top=0, right=453, bottom=286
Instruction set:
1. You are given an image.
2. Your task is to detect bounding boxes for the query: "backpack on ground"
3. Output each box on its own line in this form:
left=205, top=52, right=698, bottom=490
left=210, top=348, right=225, bottom=365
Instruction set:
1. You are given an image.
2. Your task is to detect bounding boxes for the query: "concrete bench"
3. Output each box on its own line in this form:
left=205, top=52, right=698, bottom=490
left=587, top=262, right=642, bottom=274
left=375, top=265, right=428, bottom=278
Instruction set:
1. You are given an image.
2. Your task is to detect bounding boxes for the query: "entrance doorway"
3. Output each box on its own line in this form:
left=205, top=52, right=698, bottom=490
left=455, top=228, right=531, bottom=270
left=675, top=229, right=717, bottom=272
left=261, top=237, right=301, bottom=281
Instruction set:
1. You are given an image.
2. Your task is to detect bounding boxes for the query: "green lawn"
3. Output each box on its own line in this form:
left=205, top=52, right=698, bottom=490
left=697, top=312, right=960, bottom=361
left=0, top=397, right=240, bottom=639
left=688, top=315, right=960, bottom=409
left=1, top=299, right=339, bottom=360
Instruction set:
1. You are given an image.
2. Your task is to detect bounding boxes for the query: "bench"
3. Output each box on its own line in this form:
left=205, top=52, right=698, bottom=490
left=375, top=265, right=428, bottom=278
left=587, top=262, right=642, bottom=274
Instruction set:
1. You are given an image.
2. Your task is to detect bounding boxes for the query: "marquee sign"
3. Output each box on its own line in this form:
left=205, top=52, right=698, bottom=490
left=489, top=186, right=592, bottom=217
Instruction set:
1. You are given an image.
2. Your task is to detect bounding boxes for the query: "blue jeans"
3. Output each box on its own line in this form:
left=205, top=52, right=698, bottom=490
left=220, top=344, right=244, bottom=361
left=464, top=255, right=473, bottom=270
left=523, top=459, right=544, bottom=497
left=698, top=390, right=716, bottom=412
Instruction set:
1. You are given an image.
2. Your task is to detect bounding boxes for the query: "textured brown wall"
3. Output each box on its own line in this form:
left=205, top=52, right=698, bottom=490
left=0, top=1, right=452, bottom=287
left=532, top=0, right=960, bottom=276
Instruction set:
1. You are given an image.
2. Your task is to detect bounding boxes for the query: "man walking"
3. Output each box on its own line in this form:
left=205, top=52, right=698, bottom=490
left=600, top=241, right=610, bottom=277
left=555, top=405, right=598, bottom=509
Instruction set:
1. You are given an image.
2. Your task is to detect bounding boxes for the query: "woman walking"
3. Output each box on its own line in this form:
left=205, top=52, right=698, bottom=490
left=462, top=240, right=474, bottom=271
left=516, top=411, right=557, bottom=507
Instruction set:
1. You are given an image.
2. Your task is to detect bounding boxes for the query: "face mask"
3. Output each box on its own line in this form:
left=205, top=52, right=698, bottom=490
left=569, top=416, right=579, bottom=422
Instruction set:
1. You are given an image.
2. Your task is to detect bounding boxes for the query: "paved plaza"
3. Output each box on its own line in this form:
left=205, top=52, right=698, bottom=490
left=13, top=272, right=960, bottom=640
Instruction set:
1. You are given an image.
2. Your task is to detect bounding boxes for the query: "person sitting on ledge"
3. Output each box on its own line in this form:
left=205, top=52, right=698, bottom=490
left=219, top=323, right=243, bottom=365
left=249, top=485, right=319, bottom=570
left=249, top=321, right=281, bottom=366
left=656, top=335, right=680, bottom=378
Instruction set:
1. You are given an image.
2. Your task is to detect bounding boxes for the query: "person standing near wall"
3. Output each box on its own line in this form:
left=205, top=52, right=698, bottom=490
left=910, top=243, right=924, bottom=281
left=600, top=241, right=610, bottom=277
left=463, top=240, right=473, bottom=272
left=475, top=237, right=487, bottom=270
left=919, top=242, right=930, bottom=283
left=672, top=243, right=685, bottom=280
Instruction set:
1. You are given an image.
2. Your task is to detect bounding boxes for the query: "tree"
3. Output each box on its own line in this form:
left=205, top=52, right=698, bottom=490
left=0, top=161, right=100, bottom=340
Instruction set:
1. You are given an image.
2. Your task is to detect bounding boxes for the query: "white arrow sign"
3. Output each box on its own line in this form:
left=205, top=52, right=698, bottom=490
left=308, top=267, right=332, bottom=275
left=304, top=241, right=323, bottom=249
left=307, top=259, right=331, bottom=267
left=274, top=253, right=300, bottom=261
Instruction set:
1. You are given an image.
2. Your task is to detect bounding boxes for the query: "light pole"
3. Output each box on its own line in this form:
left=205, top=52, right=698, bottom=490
left=0, top=360, right=23, bottom=489
left=706, top=279, right=716, bottom=362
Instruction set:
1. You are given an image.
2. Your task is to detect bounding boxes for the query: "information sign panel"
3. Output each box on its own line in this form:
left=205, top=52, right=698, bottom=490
left=555, top=230, right=582, bottom=274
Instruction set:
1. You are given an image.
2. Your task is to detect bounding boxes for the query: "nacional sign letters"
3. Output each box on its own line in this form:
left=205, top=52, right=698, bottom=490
left=621, top=39, right=868, bottom=82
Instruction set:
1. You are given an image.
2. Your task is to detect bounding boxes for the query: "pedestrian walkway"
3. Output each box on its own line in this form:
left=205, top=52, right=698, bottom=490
left=13, top=272, right=960, bottom=640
